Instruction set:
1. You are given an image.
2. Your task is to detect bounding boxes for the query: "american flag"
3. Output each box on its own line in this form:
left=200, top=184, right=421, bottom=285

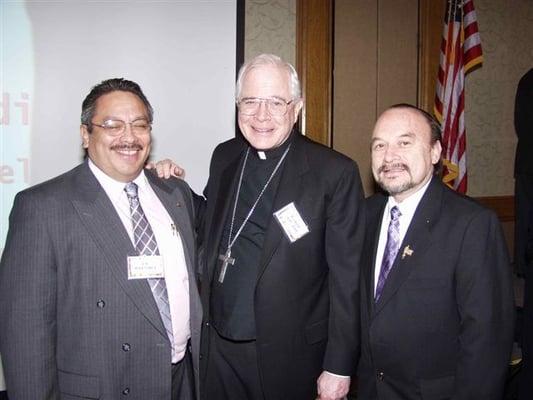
left=434, top=0, right=483, bottom=193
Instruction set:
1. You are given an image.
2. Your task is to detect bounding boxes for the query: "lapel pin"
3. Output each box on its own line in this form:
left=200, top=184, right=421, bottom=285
left=176, top=202, right=181, bottom=207
left=402, top=245, right=414, bottom=259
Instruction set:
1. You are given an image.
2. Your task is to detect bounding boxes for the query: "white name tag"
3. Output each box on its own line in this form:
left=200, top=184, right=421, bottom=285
left=273, top=202, right=310, bottom=243
left=127, top=255, right=165, bottom=279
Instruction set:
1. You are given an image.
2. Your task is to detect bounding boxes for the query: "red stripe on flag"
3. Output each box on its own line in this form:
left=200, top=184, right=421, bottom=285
left=433, top=0, right=482, bottom=194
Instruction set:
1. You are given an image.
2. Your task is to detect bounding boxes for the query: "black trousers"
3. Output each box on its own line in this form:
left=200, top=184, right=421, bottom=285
left=203, top=328, right=264, bottom=400
left=517, top=174, right=533, bottom=399
left=172, top=346, right=196, bottom=400
left=514, top=174, right=533, bottom=275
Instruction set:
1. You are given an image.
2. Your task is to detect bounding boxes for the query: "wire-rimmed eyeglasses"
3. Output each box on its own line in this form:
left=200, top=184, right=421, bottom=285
left=236, top=97, right=294, bottom=116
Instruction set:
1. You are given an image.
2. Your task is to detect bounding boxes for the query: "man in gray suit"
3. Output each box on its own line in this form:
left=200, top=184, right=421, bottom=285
left=0, top=78, right=202, bottom=400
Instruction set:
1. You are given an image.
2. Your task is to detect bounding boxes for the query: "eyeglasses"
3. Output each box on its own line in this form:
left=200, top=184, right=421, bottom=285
left=90, top=118, right=152, bottom=136
left=236, top=97, right=294, bottom=116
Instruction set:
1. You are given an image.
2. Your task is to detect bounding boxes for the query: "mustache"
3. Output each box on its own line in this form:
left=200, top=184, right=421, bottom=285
left=111, top=143, right=143, bottom=151
left=378, top=163, right=410, bottom=174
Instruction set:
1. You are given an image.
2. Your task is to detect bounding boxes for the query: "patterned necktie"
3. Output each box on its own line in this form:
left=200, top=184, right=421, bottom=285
left=375, top=205, right=402, bottom=301
left=124, top=182, right=174, bottom=349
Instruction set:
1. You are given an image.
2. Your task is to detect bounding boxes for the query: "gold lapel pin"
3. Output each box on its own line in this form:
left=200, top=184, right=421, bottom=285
left=402, top=245, right=414, bottom=259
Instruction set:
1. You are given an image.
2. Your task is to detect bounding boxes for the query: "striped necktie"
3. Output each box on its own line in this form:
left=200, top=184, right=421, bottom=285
left=375, top=205, right=402, bottom=301
left=124, top=182, right=174, bottom=352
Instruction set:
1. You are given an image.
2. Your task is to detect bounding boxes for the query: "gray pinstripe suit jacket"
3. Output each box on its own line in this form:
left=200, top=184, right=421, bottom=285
left=0, top=161, right=202, bottom=400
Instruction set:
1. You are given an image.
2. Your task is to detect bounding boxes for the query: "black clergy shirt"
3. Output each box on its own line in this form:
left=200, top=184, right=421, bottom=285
left=210, top=134, right=293, bottom=340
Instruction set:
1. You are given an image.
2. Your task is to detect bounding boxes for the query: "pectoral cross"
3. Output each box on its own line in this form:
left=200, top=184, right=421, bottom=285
left=218, top=248, right=235, bottom=283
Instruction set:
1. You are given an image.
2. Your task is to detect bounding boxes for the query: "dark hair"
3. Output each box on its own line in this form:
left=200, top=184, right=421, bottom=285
left=389, top=103, right=443, bottom=175
left=81, top=78, right=153, bottom=132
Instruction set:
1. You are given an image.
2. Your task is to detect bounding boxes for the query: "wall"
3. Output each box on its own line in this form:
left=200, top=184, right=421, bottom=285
left=244, top=0, right=296, bottom=64
left=244, top=0, right=533, bottom=198
left=466, top=0, right=533, bottom=196
left=333, top=0, right=419, bottom=195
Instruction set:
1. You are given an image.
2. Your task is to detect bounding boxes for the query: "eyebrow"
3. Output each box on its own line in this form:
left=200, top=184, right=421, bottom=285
left=398, top=132, right=417, bottom=139
left=371, top=131, right=417, bottom=144
left=101, top=115, right=149, bottom=122
left=239, top=96, right=288, bottom=101
left=372, top=132, right=416, bottom=142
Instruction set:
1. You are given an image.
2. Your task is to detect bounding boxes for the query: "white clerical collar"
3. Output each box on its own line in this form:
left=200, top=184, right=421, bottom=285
left=250, top=131, right=294, bottom=161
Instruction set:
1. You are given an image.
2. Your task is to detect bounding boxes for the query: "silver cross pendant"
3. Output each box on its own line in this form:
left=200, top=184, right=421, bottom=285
left=218, top=248, right=235, bottom=283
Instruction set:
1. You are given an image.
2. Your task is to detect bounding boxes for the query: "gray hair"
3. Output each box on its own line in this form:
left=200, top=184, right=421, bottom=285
left=235, top=53, right=301, bottom=100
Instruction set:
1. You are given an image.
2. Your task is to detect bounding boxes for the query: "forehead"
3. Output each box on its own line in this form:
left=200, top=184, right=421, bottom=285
left=94, top=91, right=147, bottom=116
left=240, top=65, right=291, bottom=97
left=372, top=108, right=431, bottom=142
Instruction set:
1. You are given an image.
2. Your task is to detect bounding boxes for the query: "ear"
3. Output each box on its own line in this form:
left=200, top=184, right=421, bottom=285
left=80, top=124, right=90, bottom=149
left=292, top=98, right=304, bottom=120
left=431, top=140, right=442, bottom=164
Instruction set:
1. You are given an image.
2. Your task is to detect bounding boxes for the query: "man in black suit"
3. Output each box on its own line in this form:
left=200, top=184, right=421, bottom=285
left=358, top=104, right=515, bottom=399
left=516, top=67, right=533, bottom=400
left=195, top=54, right=364, bottom=400
left=514, top=68, right=533, bottom=277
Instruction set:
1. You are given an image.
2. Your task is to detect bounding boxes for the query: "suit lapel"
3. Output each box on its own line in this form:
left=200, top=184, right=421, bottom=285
left=147, top=172, right=195, bottom=273
left=373, top=178, right=443, bottom=316
left=147, top=172, right=203, bottom=342
left=364, top=197, right=387, bottom=316
left=71, top=163, right=167, bottom=338
left=258, top=134, right=310, bottom=279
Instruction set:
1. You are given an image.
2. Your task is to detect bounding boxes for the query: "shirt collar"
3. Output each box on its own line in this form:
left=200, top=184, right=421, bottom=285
left=88, top=159, right=147, bottom=201
left=386, top=177, right=432, bottom=220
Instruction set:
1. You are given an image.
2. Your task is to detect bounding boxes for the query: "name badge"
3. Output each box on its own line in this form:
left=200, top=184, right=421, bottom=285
left=273, top=202, right=310, bottom=243
left=127, top=255, right=165, bottom=279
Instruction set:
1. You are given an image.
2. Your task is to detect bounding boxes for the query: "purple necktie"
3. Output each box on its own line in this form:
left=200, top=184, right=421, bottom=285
left=375, top=206, right=402, bottom=301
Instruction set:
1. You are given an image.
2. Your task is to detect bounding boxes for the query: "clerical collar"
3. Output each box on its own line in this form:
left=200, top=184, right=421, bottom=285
left=250, top=130, right=295, bottom=161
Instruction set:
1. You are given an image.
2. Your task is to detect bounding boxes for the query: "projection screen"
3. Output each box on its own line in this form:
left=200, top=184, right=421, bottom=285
left=0, top=0, right=237, bottom=390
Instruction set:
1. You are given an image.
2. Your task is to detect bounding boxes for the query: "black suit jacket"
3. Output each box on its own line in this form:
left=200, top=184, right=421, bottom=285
left=199, top=133, right=365, bottom=399
left=515, top=67, right=533, bottom=175
left=358, top=177, right=515, bottom=400
left=0, top=162, right=202, bottom=400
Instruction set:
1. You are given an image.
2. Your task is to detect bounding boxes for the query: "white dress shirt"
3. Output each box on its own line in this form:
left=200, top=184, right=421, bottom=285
left=374, top=179, right=432, bottom=295
left=89, top=160, right=190, bottom=363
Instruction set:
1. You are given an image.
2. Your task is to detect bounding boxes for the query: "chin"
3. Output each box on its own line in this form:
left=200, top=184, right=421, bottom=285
left=248, top=138, right=275, bottom=150
left=379, top=179, right=410, bottom=195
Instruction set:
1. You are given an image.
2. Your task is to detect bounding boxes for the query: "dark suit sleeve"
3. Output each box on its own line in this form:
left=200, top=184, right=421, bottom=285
left=453, top=209, right=515, bottom=399
left=0, top=192, right=58, bottom=399
left=322, top=161, right=364, bottom=376
left=515, top=69, right=533, bottom=140
left=191, top=190, right=206, bottom=244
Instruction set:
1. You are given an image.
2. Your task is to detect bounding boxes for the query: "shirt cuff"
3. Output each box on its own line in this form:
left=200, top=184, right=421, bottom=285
left=324, top=370, right=350, bottom=379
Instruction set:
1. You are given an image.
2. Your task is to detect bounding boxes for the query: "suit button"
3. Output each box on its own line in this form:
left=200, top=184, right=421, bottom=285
left=122, top=387, right=130, bottom=395
left=205, top=321, right=210, bottom=326
left=199, top=353, right=203, bottom=360
left=377, top=371, right=384, bottom=381
left=96, top=300, right=105, bottom=308
left=122, top=343, right=131, bottom=352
